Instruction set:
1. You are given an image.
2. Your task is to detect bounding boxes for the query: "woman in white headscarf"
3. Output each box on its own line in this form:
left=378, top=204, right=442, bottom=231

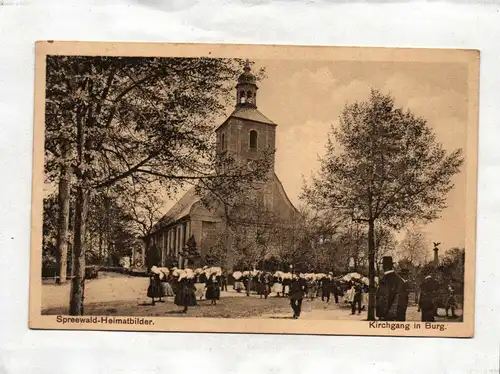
left=233, top=271, right=244, bottom=292
left=205, top=268, right=221, bottom=305
left=147, top=266, right=166, bottom=306
left=174, top=269, right=197, bottom=313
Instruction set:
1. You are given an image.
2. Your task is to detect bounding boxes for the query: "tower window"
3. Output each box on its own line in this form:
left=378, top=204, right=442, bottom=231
left=249, top=130, right=258, bottom=150
left=221, top=132, right=227, bottom=151
left=239, top=90, right=246, bottom=104
left=246, top=91, right=254, bottom=104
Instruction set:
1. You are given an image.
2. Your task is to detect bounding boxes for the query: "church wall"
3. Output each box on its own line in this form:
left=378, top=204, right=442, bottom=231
left=190, top=202, right=221, bottom=223
left=229, top=118, right=276, bottom=162
left=271, top=179, right=299, bottom=222
left=215, top=121, right=229, bottom=153
left=201, top=221, right=220, bottom=256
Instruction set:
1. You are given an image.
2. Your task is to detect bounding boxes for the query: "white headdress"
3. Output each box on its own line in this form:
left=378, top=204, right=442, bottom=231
left=157, top=267, right=170, bottom=279
left=232, top=271, right=242, bottom=280
left=185, top=268, right=195, bottom=279
left=172, top=268, right=182, bottom=277
left=178, top=269, right=186, bottom=280
left=151, top=266, right=163, bottom=279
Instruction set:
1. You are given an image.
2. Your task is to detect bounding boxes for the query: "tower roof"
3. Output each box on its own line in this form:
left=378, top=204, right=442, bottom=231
left=215, top=107, right=276, bottom=132
left=237, top=59, right=257, bottom=85
left=230, top=107, right=276, bottom=125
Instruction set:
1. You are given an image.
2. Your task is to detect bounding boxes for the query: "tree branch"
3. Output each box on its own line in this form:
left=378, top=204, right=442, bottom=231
left=93, top=152, right=159, bottom=189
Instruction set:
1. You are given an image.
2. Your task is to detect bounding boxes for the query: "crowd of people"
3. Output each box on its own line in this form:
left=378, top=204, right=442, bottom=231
left=231, top=270, right=342, bottom=302
left=147, top=266, right=223, bottom=313
left=145, top=256, right=459, bottom=321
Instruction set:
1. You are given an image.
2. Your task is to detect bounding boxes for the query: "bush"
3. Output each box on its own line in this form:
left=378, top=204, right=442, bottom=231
left=85, top=266, right=99, bottom=279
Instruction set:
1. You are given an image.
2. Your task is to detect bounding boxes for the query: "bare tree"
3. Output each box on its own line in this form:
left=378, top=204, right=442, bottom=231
left=396, top=227, right=429, bottom=267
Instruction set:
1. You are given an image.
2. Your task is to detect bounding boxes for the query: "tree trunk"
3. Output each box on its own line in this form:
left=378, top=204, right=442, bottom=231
left=69, top=105, right=90, bottom=316
left=98, top=229, right=103, bottom=264
left=367, top=218, right=376, bottom=321
left=69, top=185, right=90, bottom=315
left=55, top=143, right=71, bottom=284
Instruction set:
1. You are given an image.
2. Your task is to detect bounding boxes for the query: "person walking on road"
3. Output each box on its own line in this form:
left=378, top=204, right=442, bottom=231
left=418, top=269, right=438, bottom=322
left=321, top=273, right=334, bottom=303
left=289, top=271, right=308, bottom=319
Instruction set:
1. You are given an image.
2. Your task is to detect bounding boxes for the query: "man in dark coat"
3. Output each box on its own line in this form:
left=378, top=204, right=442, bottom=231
left=289, top=271, right=308, bottom=319
left=332, top=280, right=340, bottom=304
left=320, top=273, right=334, bottom=302
left=351, top=282, right=363, bottom=315
left=376, top=256, right=409, bottom=321
left=398, top=268, right=411, bottom=321
left=220, top=270, right=228, bottom=292
left=418, top=270, right=438, bottom=322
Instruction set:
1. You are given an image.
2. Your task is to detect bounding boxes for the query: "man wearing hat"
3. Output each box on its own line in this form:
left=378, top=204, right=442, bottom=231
left=376, top=256, right=408, bottom=321
left=289, top=270, right=308, bottom=319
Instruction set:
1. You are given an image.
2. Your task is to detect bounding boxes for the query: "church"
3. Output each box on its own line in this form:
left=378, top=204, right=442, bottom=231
left=138, top=61, right=299, bottom=272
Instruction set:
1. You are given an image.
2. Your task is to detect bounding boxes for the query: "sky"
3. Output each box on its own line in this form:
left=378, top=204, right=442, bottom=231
left=162, top=58, right=470, bottom=255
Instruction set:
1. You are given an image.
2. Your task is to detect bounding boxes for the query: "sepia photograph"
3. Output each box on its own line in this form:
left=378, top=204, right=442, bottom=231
left=29, top=41, right=479, bottom=337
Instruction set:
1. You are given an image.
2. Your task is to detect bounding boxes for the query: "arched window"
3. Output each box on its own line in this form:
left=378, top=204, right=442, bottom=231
left=221, top=132, right=226, bottom=151
left=246, top=91, right=255, bottom=104
left=249, top=130, right=258, bottom=150
left=239, top=90, right=246, bottom=104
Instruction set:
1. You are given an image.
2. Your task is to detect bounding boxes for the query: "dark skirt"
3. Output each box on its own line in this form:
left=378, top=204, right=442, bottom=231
left=206, top=284, right=220, bottom=300
left=174, top=285, right=197, bottom=307
left=147, top=277, right=165, bottom=298
left=257, top=282, right=270, bottom=295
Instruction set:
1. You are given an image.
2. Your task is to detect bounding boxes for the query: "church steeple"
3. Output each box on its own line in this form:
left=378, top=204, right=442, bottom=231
left=236, top=59, right=258, bottom=108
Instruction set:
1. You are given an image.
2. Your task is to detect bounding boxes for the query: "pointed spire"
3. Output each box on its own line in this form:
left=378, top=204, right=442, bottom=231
left=244, top=59, right=251, bottom=72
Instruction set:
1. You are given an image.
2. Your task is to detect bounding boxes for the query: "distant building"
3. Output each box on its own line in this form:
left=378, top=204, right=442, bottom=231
left=139, top=61, right=299, bottom=271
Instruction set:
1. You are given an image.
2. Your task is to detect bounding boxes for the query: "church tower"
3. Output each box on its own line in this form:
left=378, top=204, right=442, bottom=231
left=147, top=60, right=299, bottom=272
left=215, top=60, right=277, bottom=174
left=236, top=60, right=258, bottom=108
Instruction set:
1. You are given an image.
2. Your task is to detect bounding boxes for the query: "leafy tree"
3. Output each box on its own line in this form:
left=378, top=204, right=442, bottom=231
left=44, top=56, right=271, bottom=315
left=302, top=89, right=464, bottom=320
left=440, top=247, right=465, bottom=293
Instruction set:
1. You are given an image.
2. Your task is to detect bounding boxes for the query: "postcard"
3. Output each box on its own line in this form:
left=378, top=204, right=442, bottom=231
left=29, top=41, right=479, bottom=337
